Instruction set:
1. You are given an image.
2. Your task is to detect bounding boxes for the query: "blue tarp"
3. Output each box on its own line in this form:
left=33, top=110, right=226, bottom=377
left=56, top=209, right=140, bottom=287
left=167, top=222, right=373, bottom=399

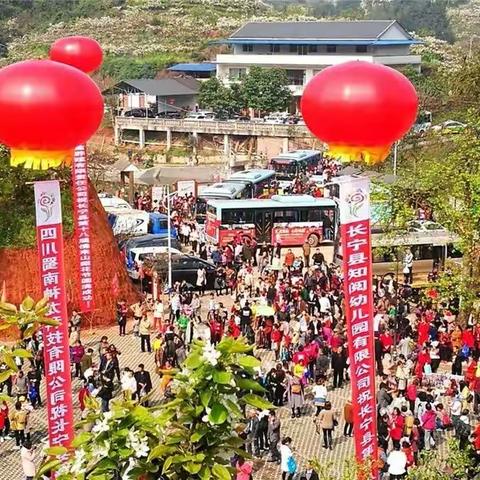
left=168, top=63, right=217, bottom=72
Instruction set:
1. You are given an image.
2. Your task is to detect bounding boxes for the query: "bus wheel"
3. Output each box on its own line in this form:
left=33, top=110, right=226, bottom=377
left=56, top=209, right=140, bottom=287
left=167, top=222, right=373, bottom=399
left=308, top=233, right=319, bottom=247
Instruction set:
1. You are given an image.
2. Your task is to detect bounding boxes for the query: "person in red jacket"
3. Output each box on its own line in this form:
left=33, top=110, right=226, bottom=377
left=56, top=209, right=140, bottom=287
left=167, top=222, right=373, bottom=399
left=402, top=440, right=415, bottom=468
left=0, top=401, right=7, bottom=442
left=379, top=330, right=394, bottom=353
left=462, top=328, right=475, bottom=350
left=271, top=324, right=282, bottom=360
left=292, top=346, right=308, bottom=367
left=389, top=408, right=405, bottom=449
left=417, top=319, right=430, bottom=346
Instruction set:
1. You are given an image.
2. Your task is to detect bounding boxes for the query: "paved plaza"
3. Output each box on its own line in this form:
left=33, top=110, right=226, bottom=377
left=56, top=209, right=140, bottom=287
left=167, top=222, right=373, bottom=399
left=0, top=301, right=451, bottom=480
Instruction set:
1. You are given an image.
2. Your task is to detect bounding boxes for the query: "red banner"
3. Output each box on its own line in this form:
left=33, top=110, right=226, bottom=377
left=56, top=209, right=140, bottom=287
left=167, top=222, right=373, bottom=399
left=72, top=145, right=94, bottom=312
left=34, top=181, right=74, bottom=448
left=339, top=177, right=378, bottom=467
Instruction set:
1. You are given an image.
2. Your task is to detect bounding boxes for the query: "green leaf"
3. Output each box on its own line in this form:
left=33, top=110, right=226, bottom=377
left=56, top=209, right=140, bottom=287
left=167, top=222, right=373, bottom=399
left=11, top=349, right=32, bottom=359
left=2, top=354, right=18, bottom=372
left=162, top=456, right=174, bottom=474
left=71, top=432, right=93, bottom=448
left=230, top=340, right=253, bottom=353
left=208, top=402, right=228, bottom=425
left=212, top=464, right=232, bottom=480
left=184, top=462, right=202, bottom=474
left=21, top=296, right=34, bottom=312
left=185, top=352, right=203, bottom=369
left=235, top=377, right=266, bottom=393
left=36, top=459, right=62, bottom=478
left=45, top=446, right=68, bottom=456
left=0, top=370, right=12, bottom=383
left=199, top=465, right=211, bottom=480
left=238, top=355, right=261, bottom=369
left=241, top=393, right=273, bottom=410
left=213, top=370, right=232, bottom=385
left=0, top=302, right=17, bottom=314
left=39, top=318, right=59, bottom=326
left=200, top=389, right=212, bottom=408
left=149, top=444, right=176, bottom=460
left=191, top=428, right=207, bottom=443
left=225, top=399, right=242, bottom=417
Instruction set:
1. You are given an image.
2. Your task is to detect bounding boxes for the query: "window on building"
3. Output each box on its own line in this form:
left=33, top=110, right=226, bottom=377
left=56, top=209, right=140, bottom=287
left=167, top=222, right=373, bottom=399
left=326, top=45, right=337, bottom=53
left=286, top=70, right=305, bottom=86
left=308, top=45, right=318, bottom=53
left=270, top=44, right=280, bottom=53
left=356, top=45, right=368, bottom=53
left=242, top=44, right=253, bottom=52
left=229, top=67, right=247, bottom=81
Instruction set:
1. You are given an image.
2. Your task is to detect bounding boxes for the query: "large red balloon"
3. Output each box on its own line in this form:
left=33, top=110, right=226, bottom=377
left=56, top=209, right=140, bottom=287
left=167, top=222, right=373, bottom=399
left=301, top=61, right=418, bottom=164
left=0, top=59, right=103, bottom=169
left=49, top=36, right=103, bottom=74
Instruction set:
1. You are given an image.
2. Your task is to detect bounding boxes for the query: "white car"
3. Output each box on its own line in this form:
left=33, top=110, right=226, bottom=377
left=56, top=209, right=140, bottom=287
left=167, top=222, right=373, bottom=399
left=407, top=220, right=445, bottom=232
left=99, top=194, right=132, bottom=211
left=432, top=120, right=466, bottom=134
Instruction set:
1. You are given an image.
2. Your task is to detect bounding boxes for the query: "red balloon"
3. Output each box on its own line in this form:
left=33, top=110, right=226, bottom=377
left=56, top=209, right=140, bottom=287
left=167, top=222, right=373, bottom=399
left=0, top=59, right=103, bottom=169
left=49, top=36, right=103, bottom=74
left=301, top=61, right=418, bottom=164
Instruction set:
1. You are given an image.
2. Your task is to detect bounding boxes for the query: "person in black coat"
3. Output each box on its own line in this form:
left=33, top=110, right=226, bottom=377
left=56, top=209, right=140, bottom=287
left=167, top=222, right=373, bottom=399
left=134, top=364, right=152, bottom=406
left=331, top=346, right=346, bottom=389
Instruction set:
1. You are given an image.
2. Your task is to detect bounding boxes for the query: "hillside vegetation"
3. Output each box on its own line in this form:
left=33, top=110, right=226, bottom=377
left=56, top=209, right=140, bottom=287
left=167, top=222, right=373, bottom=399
left=0, top=0, right=478, bottom=82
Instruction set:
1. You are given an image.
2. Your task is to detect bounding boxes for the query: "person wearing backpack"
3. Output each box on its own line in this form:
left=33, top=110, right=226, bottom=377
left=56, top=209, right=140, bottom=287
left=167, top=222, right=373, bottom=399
left=280, top=437, right=296, bottom=480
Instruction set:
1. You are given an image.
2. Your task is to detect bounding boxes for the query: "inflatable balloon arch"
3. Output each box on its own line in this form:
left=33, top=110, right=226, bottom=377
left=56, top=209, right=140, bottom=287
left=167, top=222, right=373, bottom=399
left=0, top=35, right=419, bottom=473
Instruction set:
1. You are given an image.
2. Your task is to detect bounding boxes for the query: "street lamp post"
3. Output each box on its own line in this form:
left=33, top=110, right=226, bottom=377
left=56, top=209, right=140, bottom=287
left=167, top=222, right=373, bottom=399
left=393, top=140, right=399, bottom=176
left=165, top=185, right=175, bottom=290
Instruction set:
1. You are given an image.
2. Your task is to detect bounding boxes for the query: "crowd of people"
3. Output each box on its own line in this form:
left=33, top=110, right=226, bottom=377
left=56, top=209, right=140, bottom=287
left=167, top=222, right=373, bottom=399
left=3, top=175, right=480, bottom=480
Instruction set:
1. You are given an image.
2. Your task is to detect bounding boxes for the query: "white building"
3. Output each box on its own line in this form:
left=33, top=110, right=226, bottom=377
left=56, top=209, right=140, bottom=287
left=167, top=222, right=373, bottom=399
left=216, top=20, right=421, bottom=103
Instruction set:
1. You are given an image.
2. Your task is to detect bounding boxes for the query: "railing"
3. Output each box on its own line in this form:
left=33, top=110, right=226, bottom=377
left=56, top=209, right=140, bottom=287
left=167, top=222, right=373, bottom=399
left=116, top=116, right=311, bottom=137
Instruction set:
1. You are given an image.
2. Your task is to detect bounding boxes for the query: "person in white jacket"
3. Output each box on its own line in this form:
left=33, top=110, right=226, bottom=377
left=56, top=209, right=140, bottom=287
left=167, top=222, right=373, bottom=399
left=20, top=440, right=36, bottom=480
left=121, top=368, right=137, bottom=400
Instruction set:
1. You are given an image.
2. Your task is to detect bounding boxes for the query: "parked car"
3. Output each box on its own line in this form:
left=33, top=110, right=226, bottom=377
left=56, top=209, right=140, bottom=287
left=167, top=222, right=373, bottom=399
left=432, top=120, right=466, bottom=134
left=124, top=108, right=157, bottom=118
left=170, top=254, right=216, bottom=289
left=186, top=111, right=215, bottom=121
left=263, top=112, right=290, bottom=124
left=157, top=111, right=183, bottom=119
left=128, top=253, right=216, bottom=288
left=120, top=234, right=181, bottom=253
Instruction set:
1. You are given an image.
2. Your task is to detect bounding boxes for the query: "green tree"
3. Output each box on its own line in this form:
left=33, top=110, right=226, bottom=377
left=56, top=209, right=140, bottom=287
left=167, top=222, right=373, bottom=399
left=386, top=109, right=480, bottom=315
left=45, top=337, right=272, bottom=479
left=241, top=67, right=292, bottom=114
left=198, top=77, right=243, bottom=116
left=0, top=295, right=56, bottom=389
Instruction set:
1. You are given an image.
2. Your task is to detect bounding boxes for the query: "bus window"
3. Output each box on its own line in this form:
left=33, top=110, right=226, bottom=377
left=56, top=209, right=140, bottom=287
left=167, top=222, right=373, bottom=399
left=274, top=209, right=298, bottom=223
left=222, top=209, right=253, bottom=224
left=308, top=209, right=322, bottom=222
left=299, top=209, right=309, bottom=222
left=207, top=204, right=217, bottom=216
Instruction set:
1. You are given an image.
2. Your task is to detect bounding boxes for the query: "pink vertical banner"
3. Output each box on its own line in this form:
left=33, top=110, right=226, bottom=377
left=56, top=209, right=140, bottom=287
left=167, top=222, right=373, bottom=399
left=339, top=176, right=378, bottom=469
left=34, top=180, right=74, bottom=448
left=72, top=145, right=94, bottom=312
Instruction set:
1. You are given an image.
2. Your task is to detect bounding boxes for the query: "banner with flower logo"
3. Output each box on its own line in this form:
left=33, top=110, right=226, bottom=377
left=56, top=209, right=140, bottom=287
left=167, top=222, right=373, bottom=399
left=34, top=180, right=74, bottom=448
left=338, top=176, right=378, bottom=467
